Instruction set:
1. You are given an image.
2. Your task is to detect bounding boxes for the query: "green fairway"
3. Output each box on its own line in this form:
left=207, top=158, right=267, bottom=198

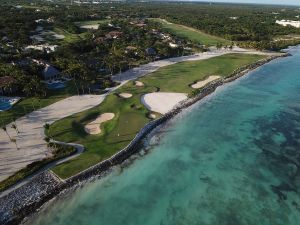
left=53, top=28, right=87, bottom=43
left=74, top=19, right=110, bottom=27
left=0, top=82, right=77, bottom=127
left=151, top=18, right=230, bottom=46
left=139, top=54, right=265, bottom=93
left=50, top=53, right=266, bottom=179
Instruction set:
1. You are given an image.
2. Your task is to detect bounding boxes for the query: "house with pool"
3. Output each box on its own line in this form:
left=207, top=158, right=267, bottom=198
left=0, top=76, right=20, bottom=111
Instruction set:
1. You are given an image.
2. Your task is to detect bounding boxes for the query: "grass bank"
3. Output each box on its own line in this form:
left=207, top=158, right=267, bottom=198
left=150, top=18, right=230, bottom=46
left=74, top=19, right=110, bottom=27
left=0, top=144, right=76, bottom=192
left=49, top=53, right=266, bottom=179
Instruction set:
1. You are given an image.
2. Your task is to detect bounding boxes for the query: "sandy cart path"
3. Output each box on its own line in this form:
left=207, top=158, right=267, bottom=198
left=0, top=95, right=105, bottom=181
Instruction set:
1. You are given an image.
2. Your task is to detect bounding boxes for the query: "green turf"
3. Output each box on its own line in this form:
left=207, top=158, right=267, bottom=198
left=50, top=53, right=266, bottom=179
left=74, top=19, right=110, bottom=27
left=139, top=53, right=265, bottom=93
left=0, top=82, right=77, bottom=127
left=151, top=18, right=230, bottom=46
left=50, top=85, right=157, bottom=178
left=53, top=28, right=87, bottom=44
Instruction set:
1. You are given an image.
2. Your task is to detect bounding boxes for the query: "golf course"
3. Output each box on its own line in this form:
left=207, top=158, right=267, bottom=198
left=49, top=53, right=266, bottom=179
left=150, top=18, right=231, bottom=46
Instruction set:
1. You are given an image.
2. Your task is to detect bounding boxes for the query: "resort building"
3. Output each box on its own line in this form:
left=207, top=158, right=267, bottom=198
left=42, top=64, right=61, bottom=80
left=276, top=20, right=300, bottom=28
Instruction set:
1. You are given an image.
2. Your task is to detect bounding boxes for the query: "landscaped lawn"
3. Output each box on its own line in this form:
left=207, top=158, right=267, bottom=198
left=49, top=53, right=266, bottom=179
left=139, top=53, right=265, bottom=93
left=0, top=82, right=77, bottom=127
left=74, top=19, right=110, bottom=27
left=150, top=18, right=230, bottom=46
left=53, top=27, right=88, bottom=44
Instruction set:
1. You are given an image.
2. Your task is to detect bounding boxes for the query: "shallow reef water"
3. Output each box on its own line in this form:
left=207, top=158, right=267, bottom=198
left=27, top=47, right=300, bottom=225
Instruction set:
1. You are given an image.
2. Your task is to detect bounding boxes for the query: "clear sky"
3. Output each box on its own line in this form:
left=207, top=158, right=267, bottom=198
left=194, top=0, right=300, bottom=6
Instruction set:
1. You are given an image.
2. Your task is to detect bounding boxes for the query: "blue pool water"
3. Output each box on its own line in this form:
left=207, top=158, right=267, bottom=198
left=28, top=46, right=300, bottom=225
left=0, top=99, right=13, bottom=111
left=47, top=82, right=66, bottom=90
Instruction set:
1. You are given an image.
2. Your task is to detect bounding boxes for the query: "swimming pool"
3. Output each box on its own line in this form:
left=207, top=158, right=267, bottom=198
left=47, top=81, right=66, bottom=90
left=0, top=97, right=20, bottom=111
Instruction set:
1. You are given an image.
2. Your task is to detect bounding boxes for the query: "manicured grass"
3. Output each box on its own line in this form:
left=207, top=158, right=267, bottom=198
left=0, top=82, right=77, bottom=127
left=50, top=84, right=157, bottom=178
left=74, top=19, right=110, bottom=27
left=53, top=28, right=87, bottom=44
left=139, top=54, right=266, bottom=93
left=0, top=144, right=75, bottom=192
left=50, top=53, right=266, bottom=179
left=151, top=18, right=230, bottom=46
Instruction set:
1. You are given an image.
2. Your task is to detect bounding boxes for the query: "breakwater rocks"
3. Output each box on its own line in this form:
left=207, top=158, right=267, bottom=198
left=0, top=53, right=289, bottom=225
left=0, top=172, right=61, bottom=225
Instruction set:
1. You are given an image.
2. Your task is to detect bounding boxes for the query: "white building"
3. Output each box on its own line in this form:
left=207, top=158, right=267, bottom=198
left=169, top=43, right=178, bottom=48
left=276, top=20, right=300, bottom=28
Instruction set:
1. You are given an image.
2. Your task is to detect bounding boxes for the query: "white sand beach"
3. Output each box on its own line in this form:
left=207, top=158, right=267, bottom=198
left=84, top=113, right=115, bottom=135
left=141, top=92, right=188, bottom=114
left=191, top=75, right=221, bottom=89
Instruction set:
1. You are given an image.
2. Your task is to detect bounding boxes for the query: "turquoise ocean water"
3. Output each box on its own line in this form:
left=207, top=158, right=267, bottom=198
left=27, top=47, right=300, bottom=225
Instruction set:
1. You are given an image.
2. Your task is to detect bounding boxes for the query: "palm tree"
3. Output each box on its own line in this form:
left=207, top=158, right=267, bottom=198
left=10, top=138, right=19, bottom=150
left=11, top=123, right=19, bottom=134
left=44, top=123, right=57, bottom=149
left=2, top=126, right=11, bottom=140
left=44, top=136, right=50, bottom=146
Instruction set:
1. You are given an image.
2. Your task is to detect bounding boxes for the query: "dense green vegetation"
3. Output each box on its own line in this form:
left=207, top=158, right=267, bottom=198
left=49, top=53, right=266, bottom=178
left=142, top=3, right=300, bottom=49
left=0, top=143, right=76, bottom=192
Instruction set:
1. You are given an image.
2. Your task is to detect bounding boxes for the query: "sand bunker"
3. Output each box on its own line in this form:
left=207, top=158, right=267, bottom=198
left=135, top=81, right=144, bottom=87
left=148, top=113, right=157, bottom=119
left=84, top=113, right=115, bottom=135
left=141, top=92, right=188, bottom=114
left=80, top=25, right=99, bottom=30
left=191, top=75, right=221, bottom=89
left=119, top=93, right=133, bottom=98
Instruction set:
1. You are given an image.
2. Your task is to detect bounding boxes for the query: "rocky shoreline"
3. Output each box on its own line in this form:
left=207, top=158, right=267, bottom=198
left=0, top=53, right=289, bottom=225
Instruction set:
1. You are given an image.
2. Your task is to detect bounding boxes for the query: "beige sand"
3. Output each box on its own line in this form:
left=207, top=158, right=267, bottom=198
left=141, top=92, right=188, bottom=114
left=135, top=81, right=144, bottom=87
left=148, top=113, right=157, bottom=119
left=84, top=113, right=115, bottom=135
left=191, top=75, right=221, bottom=89
left=0, top=95, right=105, bottom=181
left=119, top=93, right=133, bottom=98
left=80, top=24, right=99, bottom=30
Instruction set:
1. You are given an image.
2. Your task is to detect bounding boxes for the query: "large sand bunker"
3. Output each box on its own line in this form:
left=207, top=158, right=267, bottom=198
left=191, top=75, right=221, bottom=89
left=135, top=81, right=144, bottom=87
left=80, top=24, right=100, bottom=30
left=141, top=92, right=188, bottom=114
left=84, top=113, right=115, bottom=135
left=119, top=93, right=133, bottom=98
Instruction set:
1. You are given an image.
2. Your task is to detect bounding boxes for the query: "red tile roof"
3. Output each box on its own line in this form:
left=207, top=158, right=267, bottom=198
left=0, top=76, right=16, bottom=87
